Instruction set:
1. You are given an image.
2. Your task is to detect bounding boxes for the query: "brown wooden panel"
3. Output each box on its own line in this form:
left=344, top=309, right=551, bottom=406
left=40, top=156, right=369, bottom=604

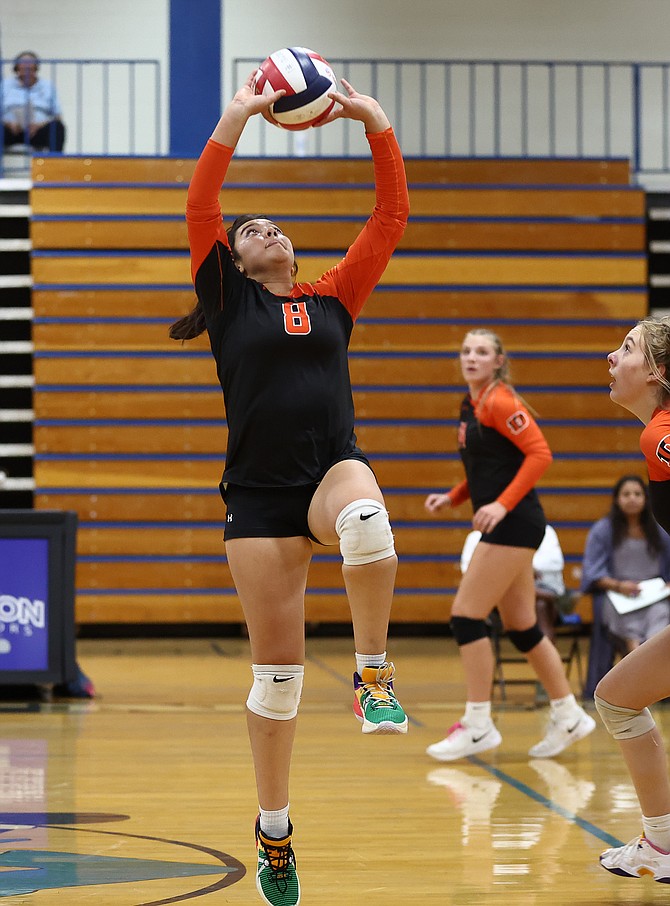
left=34, top=488, right=618, bottom=527
left=32, top=387, right=623, bottom=421
left=33, top=353, right=615, bottom=387
left=32, top=421, right=640, bottom=456
left=34, top=455, right=644, bottom=490
left=33, top=353, right=215, bottom=386
left=73, top=524, right=453, bottom=557
left=31, top=250, right=646, bottom=288
left=73, top=590, right=457, bottom=623
left=30, top=185, right=645, bottom=217
left=349, top=355, right=615, bottom=387
left=32, top=287, right=647, bottom=321
left=32, top=317, right=636, bottom=352
left=78, top=589, right=595, bottom=625
left=78, top=526, right=226, bottom=555
left=32, top=154, right=631, bottom=185
left=30, top=217, right=645, bottom=253
left=33, top=423, right=229, bottom=454
left=73, top=523, right=592, bottom=559
left=34, top=389, right=224, bottom=419
left=74, top=592, right=244, bottom=624
left=31, top=220, right=190, bottom=250
left=539, top=491, right=619, bottom=522
left=35, top=491, right=224, bottom=521
left=75, top=557, right=458, bottom=590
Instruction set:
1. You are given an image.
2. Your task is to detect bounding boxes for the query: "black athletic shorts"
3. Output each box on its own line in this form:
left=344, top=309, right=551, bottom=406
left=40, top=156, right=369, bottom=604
left=220, top=451, right=374, bottom=542
left=221, top=482, right=322, bottom=542
left=480, top=502, right=546, bottom=550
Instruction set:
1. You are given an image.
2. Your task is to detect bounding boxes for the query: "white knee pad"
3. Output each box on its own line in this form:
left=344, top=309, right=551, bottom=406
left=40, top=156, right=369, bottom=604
left=335, top=498, right=395, bottom=566
left=594, top=693, right=656, bottom=740
left=246, top=665, right=304, bottom=721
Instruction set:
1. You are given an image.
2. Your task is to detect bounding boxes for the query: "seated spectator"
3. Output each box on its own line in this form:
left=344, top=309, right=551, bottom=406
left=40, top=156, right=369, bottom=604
left=580, top=474, right=670, bottom=698
left=3, top=51, right=65, bottom=152
left=460, top=524, right=571, bottom=642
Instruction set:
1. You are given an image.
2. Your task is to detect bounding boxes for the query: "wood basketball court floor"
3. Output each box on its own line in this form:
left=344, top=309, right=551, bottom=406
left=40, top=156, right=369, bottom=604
left=0, top=633, right=667, bottom=904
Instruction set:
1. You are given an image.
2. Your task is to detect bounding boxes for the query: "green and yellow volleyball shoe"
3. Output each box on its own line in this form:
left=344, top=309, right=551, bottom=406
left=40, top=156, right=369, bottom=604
left=255, top=816, right=300, bottom=906
left=353, top=661, right=408, bottom=734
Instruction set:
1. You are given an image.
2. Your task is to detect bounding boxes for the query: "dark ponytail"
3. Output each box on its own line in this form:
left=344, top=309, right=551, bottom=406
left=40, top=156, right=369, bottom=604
left=169, top=214, right=276, bottom=341
left=169, top=298, right=206, bottom=341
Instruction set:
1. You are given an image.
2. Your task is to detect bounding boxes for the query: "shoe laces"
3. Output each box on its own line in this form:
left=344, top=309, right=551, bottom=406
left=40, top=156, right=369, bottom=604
left=360, top=662, right=398, bottom=709
left=259, top=834, right=296, bottom=892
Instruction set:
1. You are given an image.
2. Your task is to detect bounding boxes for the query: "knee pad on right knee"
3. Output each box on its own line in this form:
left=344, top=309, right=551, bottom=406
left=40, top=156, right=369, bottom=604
left=246, top=664, right=304, bottom=720
left=451, top=615, right=490, bottom=646
left=594, top=693, right=656, bottom=740
left=507, top=622, right=544, bottom=653
left=335, top=498, right=395, bottom=566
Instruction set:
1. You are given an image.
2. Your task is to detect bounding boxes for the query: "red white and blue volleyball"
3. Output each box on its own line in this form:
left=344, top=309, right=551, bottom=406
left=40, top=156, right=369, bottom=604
left=253, top=47, right=337, bottom=130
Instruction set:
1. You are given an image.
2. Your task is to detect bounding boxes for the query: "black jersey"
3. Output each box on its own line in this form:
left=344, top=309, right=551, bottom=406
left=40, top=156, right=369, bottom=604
left=198, top=251, right=361, bottom=485
left=449, top=383, right=552, bottom=514
left=186, top=131, right=409, bottom=487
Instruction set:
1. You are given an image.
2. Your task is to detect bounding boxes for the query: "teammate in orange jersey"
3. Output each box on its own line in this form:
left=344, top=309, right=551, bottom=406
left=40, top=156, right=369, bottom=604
left=596, top=317, right=670, bottom=884
left=169, top=73, right=409, bottom=906
left=424, top=328, right=595, bottom=762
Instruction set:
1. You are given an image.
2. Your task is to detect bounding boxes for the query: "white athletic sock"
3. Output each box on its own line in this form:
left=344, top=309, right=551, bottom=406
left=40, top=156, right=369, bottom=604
left=549, top=693, right=581, bottom=721
left=464, top=700, right=492, bottom=729
left=643, top=813, right=670, bottom=852
left=259, top=804, right=290, bottom=839
left=356, top=651, right=386, bottom=675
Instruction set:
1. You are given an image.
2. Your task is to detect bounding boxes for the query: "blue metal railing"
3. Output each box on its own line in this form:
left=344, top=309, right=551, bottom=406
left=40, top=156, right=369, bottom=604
left=233, top=56, right=670, bottom=179
left=2, top=56, right=668, bottom=178
left=0, top=58, right=162, bottom=170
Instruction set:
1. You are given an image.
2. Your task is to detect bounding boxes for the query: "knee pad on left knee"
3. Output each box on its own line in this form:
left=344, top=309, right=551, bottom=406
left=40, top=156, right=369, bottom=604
left=507, top=622, right=544, bottom=653
left=335, top=498, right=395, bottom=565
left=451, top=615, right=490, bottom=646
left=594, top=693, right=656, bottom=739
left=246, top=665, right=304, bottom=720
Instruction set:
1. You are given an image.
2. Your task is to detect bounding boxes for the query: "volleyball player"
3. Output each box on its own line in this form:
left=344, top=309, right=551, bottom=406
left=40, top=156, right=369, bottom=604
left=424, top=328, right=595, bottom=762
left=596, top=318, right=670, bottom=883
left=170, top=74, right=409, bottom=906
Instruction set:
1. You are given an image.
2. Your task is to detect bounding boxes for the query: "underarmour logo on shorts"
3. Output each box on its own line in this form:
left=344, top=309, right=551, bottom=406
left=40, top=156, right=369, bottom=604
left=226, top=514, right=233, bottom=522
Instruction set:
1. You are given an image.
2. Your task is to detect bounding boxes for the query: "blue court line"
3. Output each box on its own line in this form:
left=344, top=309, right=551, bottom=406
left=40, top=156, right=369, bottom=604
left=305, top=652, right=424, bottom=728
left=469, top=754, right=623, bottom=848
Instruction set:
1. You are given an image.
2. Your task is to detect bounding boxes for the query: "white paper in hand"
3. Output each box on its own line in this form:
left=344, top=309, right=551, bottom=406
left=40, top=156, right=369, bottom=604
left=607, top=577, right=670, bottom=615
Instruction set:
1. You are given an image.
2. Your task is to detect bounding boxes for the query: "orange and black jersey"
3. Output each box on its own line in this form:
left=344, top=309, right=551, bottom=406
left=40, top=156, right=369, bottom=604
left=640, top=407, right=670, bottom=534
left=186, top=129, right=408, bottom=487
left=447, top=382, right=553, bottom=514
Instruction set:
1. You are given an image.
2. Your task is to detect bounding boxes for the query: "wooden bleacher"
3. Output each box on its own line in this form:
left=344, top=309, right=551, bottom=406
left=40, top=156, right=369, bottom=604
left=29, top=153, right=648, bottom=626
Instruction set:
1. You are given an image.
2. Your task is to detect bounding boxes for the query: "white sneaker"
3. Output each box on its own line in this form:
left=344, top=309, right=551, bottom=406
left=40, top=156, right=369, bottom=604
left=426, top=720, right=502, bottom=762
left=600, top=834, right=670, bottom=883
left=528, top=708, right=596, bottom=758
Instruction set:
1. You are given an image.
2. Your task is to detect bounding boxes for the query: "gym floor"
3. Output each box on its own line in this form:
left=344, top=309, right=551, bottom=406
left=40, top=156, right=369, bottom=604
left=0, top=634, right=666, bottom=904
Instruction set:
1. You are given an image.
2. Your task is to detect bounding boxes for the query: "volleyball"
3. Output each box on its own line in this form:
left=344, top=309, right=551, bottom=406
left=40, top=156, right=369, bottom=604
left=253, top=47, right=338, bottom=131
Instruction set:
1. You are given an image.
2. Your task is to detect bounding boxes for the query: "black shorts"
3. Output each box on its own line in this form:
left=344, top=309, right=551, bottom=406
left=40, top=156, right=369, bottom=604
left=220, top=451, right=374, bottom=542
left=480, top=503, right=546, bottom=550
left=222, top=483, right=322, bottom=542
